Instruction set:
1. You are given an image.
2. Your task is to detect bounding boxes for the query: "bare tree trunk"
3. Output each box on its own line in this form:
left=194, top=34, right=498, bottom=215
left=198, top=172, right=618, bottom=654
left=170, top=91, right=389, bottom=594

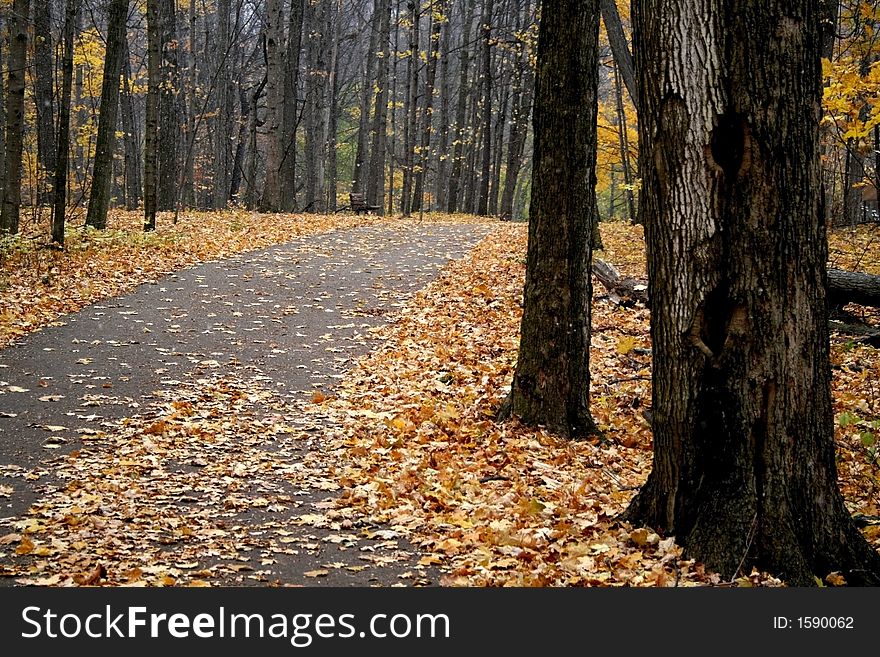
left=501, top=0, right=601, bottom=437
left=401, top=0, right=420, bottom=216
left=260, top=0, right=285, bottom=211
left=325, top=2, right=341, bottom=212
left=367, top=0, right=392, bottom=213
left=52, top=0, right=78, bottom=246
left=144, top=0, right=160, bottom=231
left=157, top=0, right=179, bottom=211
left=353, top=5, right=381, bottom=196
left=85, top=0, right=128, bottom=231
left=448, top=0, right=477, bottom=213
left=613, top=61, right=636, bottom=224
left=599, top=0, right=635, bottom=105
left=121, top=40, right=142, bottom=211
left=280, top=0, right=305, bottom=211
left=304, top=0, right=330, bottom=212
left=412, top=0, right=445, bottom=215
left=34, top=0, right=56, bottom=205
left=212, top=0, right=231, bottom=209
left=477, top=0, right=493, bottom=215
left=434, top=6, right=453, bottom=211
left=626, top=0, right=880, bottom=586
left=0, top=0, right=30, bottom=235
left=499, top=0, right=533, bottom=221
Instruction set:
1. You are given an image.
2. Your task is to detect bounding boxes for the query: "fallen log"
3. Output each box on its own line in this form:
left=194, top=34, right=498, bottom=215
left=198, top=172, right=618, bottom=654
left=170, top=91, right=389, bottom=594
left=828, top=269, right=880, bottom=308
left=593, top=262, right=880, bottom=311
left=592, top=258, right=649, bottom=306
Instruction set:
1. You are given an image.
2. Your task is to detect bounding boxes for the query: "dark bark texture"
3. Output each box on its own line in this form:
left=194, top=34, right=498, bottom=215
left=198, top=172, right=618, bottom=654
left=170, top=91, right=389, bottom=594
left=505, top=0, right=600, bottom=438
left=626, top=0, right=880, bottom=585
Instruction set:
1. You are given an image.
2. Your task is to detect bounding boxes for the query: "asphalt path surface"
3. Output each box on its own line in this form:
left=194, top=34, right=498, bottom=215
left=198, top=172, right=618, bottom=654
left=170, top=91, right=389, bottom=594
left=0, top=222, right=493, bottom=586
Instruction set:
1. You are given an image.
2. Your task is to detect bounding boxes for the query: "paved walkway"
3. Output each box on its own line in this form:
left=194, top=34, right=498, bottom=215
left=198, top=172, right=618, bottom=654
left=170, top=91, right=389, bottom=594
left=0, top=222, right=492, bottom=586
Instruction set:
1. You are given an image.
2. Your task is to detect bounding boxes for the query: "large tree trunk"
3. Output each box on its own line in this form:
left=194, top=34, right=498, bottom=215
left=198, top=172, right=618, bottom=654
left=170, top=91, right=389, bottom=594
left=0, top=0, right=30, bottom=235
left=626, top=0, right=880, bottom=586
left=85, top=0, right=128, bottom=230
left=502, top=0, right=600, bottom=438
left=34, top=0, right=56, bottom=205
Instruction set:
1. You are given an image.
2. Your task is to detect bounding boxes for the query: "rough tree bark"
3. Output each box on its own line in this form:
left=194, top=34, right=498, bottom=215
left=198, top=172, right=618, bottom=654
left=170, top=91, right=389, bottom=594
left=0, top=0, right=30, bottom=235
left=144, top=0, right=160, bottom=231
left=412, top=0, right=446, bottom=214
left=121, top=40, right=142, bottom=211
left=260, top=0, right=285, bottom=212
left=500, top=0, right=601, bottom=438
left=367, top=0, right=392, bottom=213
left=447, top=0, right=477, bottom=213
left=599, top=0, right=636, bottom=105
left=499, top=0, right=533, bottom=221
left=85, top=0, right=128, bottom=230
left=625, top=0, right=880, bottom=585
left=476, top=0, right=493, bottom=215
left=280, top=0, right=305, bottom=211
left=34, top=0, right=56, bottom=204
left=52, top=0, right=79, bottom=246
left=157, top=0, right=179, bottom=210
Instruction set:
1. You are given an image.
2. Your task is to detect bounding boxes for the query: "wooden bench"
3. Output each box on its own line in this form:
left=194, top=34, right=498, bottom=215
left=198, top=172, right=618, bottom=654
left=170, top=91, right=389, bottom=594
left=349, top=192, right=381, bottom=215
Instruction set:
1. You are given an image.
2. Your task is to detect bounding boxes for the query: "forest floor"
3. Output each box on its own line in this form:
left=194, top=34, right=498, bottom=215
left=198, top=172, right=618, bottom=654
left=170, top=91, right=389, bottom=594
left=0, top=211, right=879, bottom=587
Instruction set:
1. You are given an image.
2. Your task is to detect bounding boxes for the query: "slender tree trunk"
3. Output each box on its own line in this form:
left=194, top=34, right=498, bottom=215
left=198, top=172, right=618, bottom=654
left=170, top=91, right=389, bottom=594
left=157, top=0, right=179, bottom=211
left=367, top=0, right=392, bottom=213
left=434, top=6, right=452, bottom=211
left=52, top=0, right=78, bottom=246
left=599, top=0, right=635, bottom=105
left=85, top=0, right=128, bottom=231
left=0, top=16, right=6, bottom=214
left=626, top=0, right=880, bottom=586
left=448, top=0, right=476, bottom=213
left=280, top=0, right=305, bottom=211
left=0, top=0, right=30, bottom=235
left=212, top=0, right=231, bottom=209
left=260, top=0, right=285, bottom=211
left=613, top=61, right=636, bottom=224
left=121, top=40, right=142, bottom=211
left=325, top=2, right=341, bottom=212
left=304, top=0, right=330, bottom=212
left=502, top=0, right=600, bottom=437
left=401, top=0, right=421, bottom=216
left=476, top=0, right=493, bottom=215
left=412, top=0, right=445, bottom=215
left=144, top=0, right=160, bottom=231
left=34, top=0, right=56, bottom=205
left=181, top=0, right=197, bottom=209
left=353, top=6, right=380, bottom=196
left=499, top=0, right=533, bottom=221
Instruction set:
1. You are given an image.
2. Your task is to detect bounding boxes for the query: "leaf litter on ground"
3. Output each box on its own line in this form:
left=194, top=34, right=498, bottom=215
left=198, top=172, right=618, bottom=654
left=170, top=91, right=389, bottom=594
left=0, top=216, right=878, bottom=586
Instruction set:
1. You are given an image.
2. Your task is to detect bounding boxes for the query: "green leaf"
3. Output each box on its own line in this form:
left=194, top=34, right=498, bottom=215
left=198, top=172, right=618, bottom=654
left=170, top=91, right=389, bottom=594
left=838, top=411, right=859, bottom=428
left=860, top=431, right=876, bottom=448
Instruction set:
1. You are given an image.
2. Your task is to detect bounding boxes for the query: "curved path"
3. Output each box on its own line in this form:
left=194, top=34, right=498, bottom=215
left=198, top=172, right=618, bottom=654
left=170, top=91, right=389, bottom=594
left=0, top=221, right=492, bottom=586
